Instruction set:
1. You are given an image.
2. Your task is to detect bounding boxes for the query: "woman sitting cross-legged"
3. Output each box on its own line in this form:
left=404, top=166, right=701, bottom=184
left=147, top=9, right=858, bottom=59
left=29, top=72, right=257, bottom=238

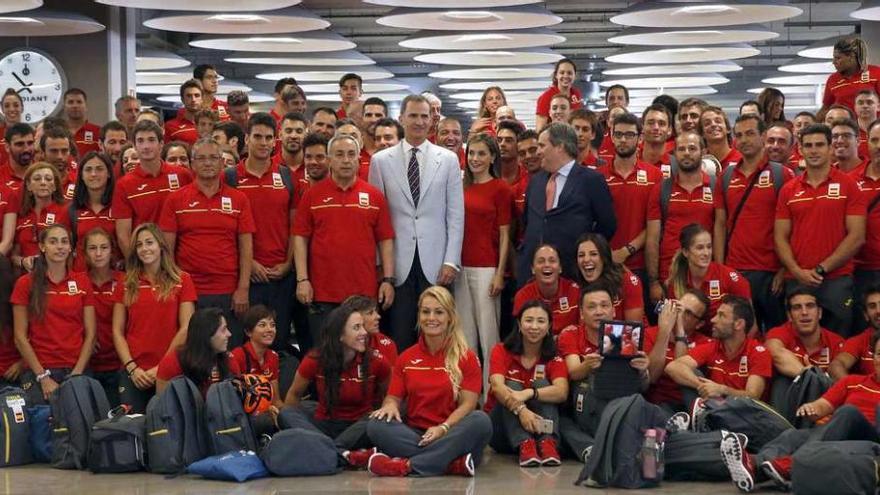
left=487, top=299, right=569, bottom=467
left=367, top=286, right=493, bottom=477
left=280, top=302, right=391, bottom=469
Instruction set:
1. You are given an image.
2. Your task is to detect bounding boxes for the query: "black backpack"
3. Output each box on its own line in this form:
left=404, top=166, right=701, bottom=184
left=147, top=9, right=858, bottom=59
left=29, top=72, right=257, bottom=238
left=205, top=379, right=258, bottom=455
left=50, top=375, right=111, bottom=470
left=664, top=430, right=730, bottom=481
left=695, top=397, right=792, bottom=452
left=777, top=367, right=833, bottom=428
left=575, top=394, right=670, bottom=489
left=0, top=387, right=32, bottom=466
left=87, top=408, right=147, bottom=473
left=145, top=376, right=210, bottom=474
left=791, top=441, right=880, bottom=495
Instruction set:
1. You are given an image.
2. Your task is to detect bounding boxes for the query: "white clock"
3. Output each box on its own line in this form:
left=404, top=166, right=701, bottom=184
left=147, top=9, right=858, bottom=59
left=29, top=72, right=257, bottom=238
left=0, top=49, right=66, bottom=124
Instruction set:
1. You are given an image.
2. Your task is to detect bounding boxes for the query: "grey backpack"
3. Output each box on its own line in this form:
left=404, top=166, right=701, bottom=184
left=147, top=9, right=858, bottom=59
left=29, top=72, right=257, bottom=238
left=145, top=376, right=210, bottom=474
left=50, top=375, right=110, bottom=470
left=0, top=387, right=32, bottom=466
left=260, top=428, right=341, bottom=476
left=791, top=441, right=880, bottom=495
left=205, top=379, right=258, bottom=455
left=87, top=410, right=146, bottom=473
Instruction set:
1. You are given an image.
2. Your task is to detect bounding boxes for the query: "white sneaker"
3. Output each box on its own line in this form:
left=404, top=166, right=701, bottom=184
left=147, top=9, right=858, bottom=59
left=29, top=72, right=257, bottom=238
left=720, top=430, right=755, bottom=493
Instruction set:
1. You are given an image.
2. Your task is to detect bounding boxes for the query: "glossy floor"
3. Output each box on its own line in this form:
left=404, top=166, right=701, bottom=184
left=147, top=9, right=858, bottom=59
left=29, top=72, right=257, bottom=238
left=0, top=450, right=744, bottom=494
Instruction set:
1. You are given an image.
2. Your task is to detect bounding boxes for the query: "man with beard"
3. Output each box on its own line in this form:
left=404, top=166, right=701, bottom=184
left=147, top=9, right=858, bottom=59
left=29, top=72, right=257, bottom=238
left=831, top=284, right=880, bottom=377
left=849, top=120, right=880, bottom=320
left=114, top=96, right=140, bottom=137
left=646, top=131, right=717, bottom=304
left=830, top=118, right=866, bottom=172
left=766, top=287, right=844, bottom=377
left=677, top=98, right=707, bottom=135
left=299, top=133, right=331, bottom=200
left=269, top=78, right=298, bottom=125
left=1, top=123, right=35, bottom=190
left=373, top=118, right=403, bottom=152
left=226, top=91, right=250, bottom=132
left=715, top=115, right=794, bottom=331
left=310, top=108, right=337, bottom=140
left=775, top=124, right=866, bottom=337
left=496, top=120, right=529, bottom=220
left=517, top=129, right=541, bottom=175
left=602, top=112, right=662, bottom=290
left=40, top=126, right=78, bottom=199
left=361, top=97, right=387, bottom=157
left=569, top=109, right=602, bottom=168
left=274, top=113, right=307, bottom=177
left=436, top=117, right=465, bottom=169
left=596, top=84, right=629, bottom=163
left=700, top=106, right=743, bottom=170
left=164, top=79, right=202, bottom=145
left=764, top=122, right=797, bottom=170
left=100, top=121, right=128, bottom=166
left=63, top=88, right=101, bottom=157
left=855, top=90, right=878, bottom=158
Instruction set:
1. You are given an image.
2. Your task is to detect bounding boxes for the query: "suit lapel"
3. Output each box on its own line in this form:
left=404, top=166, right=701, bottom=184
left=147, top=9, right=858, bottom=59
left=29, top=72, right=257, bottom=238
left=555, top=164, right=579, bottom=208
left=389, top=143, right=415, bottom=207
left=419, top=143, right=443, bottom=200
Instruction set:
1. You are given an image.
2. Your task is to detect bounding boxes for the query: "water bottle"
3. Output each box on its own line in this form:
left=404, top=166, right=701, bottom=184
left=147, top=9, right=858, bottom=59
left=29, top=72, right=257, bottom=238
left=641, top=428, right=658, bottom=480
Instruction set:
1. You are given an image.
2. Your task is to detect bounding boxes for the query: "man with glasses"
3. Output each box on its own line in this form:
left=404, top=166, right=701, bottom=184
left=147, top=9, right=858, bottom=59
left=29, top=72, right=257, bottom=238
left=830, top=118, right=866, bottom=173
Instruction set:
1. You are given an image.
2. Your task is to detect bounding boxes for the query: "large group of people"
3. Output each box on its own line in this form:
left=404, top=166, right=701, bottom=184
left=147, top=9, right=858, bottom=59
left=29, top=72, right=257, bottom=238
left=0, top=34, right=878, bottom=487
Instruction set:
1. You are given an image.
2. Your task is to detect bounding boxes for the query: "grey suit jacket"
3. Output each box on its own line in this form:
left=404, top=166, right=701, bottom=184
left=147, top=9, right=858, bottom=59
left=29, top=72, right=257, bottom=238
left=368, top=141, right=464, bottom=285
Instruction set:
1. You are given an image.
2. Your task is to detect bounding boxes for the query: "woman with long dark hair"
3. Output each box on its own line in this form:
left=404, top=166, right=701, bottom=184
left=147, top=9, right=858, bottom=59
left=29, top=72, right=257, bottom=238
left=344, top=294, right=397, bottom=364
left=281, top=303, right=390, bottom=468
left=71, top=151, right=118, bottom=272
left=514, top=244, right=581, bottom=336
left=11, top=162, right=70, bottom=271
left=757, top=87, right=786, bottom=124
left=12, top=224, right=95, bottom=404
left=156, top=307, right=240, bottom=395
left=823, top=36, right=880, bottom=113
left=468, top=86, right=507, bottom=138
left=576, top=233, right=645, bottom=322
left=84, top=228, right=124, bottom=406
left=487, top=300, right=568, bottom=467
left=535, top=58, right=582, bottom=131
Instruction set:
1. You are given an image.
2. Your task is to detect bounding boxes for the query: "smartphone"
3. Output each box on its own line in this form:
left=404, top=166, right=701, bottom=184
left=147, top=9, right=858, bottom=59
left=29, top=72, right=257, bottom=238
left=536, top=418, right=554, bottom=434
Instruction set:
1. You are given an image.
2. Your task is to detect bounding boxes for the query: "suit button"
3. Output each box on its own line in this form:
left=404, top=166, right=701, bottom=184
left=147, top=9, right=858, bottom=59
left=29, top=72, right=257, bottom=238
left=415, top=216, right=419, bottom=219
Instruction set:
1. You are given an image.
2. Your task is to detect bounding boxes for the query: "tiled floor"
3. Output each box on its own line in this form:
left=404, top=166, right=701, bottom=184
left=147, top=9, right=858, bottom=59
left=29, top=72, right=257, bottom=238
left=0, top=450, right=745, bottom=495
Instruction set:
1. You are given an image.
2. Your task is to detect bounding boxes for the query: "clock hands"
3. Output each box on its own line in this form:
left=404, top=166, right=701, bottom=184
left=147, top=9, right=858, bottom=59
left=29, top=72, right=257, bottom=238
left=21, top=64, right=29, bottom=77
left=12, top=72, right=33, bottom=94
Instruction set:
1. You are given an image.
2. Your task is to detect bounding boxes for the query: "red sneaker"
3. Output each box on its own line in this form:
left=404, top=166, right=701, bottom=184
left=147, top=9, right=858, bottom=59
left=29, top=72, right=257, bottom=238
left=720, top=430, right=756, bottom=492
left=345, top=447, right=377, bottom=469
left=760, top=457, right=792, bottom=490
left=538, top=438, right=561, bottom=466
left=367, top=452, right=410, bottom=477
left=446, top=453, right=475, bottom=476
left=519, top=438, right=541, bottom=467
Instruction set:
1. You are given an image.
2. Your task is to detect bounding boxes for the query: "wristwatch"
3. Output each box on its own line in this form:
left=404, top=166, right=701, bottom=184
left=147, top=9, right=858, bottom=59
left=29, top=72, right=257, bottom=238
left=380, top=276, right=397, bottom=285
left=815, top=264, right=827, bottom=276
left=36, top=370, right=51, bottom=382
left=625, top=244, right=637, bottom=255
left=674, top=336, right=689, bottom=344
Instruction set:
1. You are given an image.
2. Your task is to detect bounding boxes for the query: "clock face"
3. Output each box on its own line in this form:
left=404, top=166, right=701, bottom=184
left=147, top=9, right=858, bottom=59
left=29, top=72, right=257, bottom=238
left=0, top=49, right=66, bottom=124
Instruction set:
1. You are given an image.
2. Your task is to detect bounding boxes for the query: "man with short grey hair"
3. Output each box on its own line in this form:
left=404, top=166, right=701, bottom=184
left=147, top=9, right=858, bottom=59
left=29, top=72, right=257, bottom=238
left=115, top=95, right=140, bottom=136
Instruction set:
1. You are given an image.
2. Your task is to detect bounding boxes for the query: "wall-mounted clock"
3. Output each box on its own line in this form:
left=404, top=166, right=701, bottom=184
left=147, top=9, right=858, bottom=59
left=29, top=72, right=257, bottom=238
left=0, top=48, right=67, bottom=124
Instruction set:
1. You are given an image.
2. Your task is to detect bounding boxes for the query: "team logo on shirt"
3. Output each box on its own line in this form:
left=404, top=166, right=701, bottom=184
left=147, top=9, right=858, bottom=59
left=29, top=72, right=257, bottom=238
left=559, top=296, right=570, bottom=311
left=358, top=192, right=370, bottom=208
left=755, top=345, right=766, bottom=352
left=729, top=271, right=739, bottom=282
left=819, top=347, right=830, bottom=364
left=168, top=173, right=180, bottom=190
left=660, top=164, right=671, bottom=178
left=45, top=213, right=56, bottom=225
left=66, top=183, right=75, bottom=198
left=739, top=355, right=749, bottom=374
left=67, top=280, right=78, bottom=295
left=758, top=170, right=771, bottom=187
left=84, top=130, right=94, bottom=143
left=702, top=186, right=713, bottom=202
left=534, top=364, right=546, bottom=381
left=410, top=359, right=423, bottom=365
left=636, top=169, right=648, bottom=184
left=271, top=173, right=284, bottom=188
left=630, top=274, right=639, bottom=286
left=827, top=183, right=840, bottom=198
left=709, top=280, right=721, bottom=297
left=221, top=196, right=233, bottom=213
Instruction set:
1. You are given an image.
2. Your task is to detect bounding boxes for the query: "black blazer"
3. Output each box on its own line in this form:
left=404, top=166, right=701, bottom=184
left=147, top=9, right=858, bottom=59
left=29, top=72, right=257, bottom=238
left=516, top=162, right=617, bottom=286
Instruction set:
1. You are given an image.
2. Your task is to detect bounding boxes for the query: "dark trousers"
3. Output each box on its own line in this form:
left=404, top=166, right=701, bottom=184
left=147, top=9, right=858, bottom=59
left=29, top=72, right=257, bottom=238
left=389, top=250, right=432, bottom=351
left=488, top=379, right=559, bottom=453
left=741, top=270, right=786, bottom=334
left=278, top=401, right=371, bottom=452
left=117, top=370, right=154, bottom=413
left=249, top=273, right=294, bottom=353
left=785, top=276, right=855, bottom=338
left=498, top=277, right=517, bottom=341
left=306, top=302, right=340, bottom=354
left=632, top=268, right=654, bottom=325
left=93, top=369, right=120, bottom=408
left=367, top=411, right=493, bottom=476
left=197, top=294, right=245, bottom=348
left=21, top=368, right=77, bottom=405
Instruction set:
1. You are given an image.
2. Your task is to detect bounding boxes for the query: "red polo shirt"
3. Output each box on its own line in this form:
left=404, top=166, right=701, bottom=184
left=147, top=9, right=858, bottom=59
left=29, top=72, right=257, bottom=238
left=849, top=163, right=880, bottom=270
left=859, top=128, right=869, bottom=160
left=298, top=351, right=391, bottom=422
left=666, top=262, right=751, bottom=322
left=71, top=205, right=119, bottom=273
left=556, top=323, right=600, bottom=359
left=597, top=129, right=615, bottom=164
left=111, top=162, right=193, bottom=227
left=88, top=272, right=124, bottom=373
left=647, top=173, right=717, bottom=281
left=615, top=269, right=645, bottom=320
left=159, top=182, right=256, bottom=295
left=688, top=338, right=773, bottom=392
left=0, top=163, right=24, bottom=191
left=822, top=374, right=880, bottom=425
left=0, top=183, right=17, bottom=230
left=163, top=116, right=199, bottom=145
left=535, top=86, right=583, bottom=117
left=717, top=148, right=744, bottom=171
left=637, top=144, right=671, bottom=169
left=508, top=163, right=530, bottom=227
left=462, top=179, right=512, bottom=268
left=230, top=161, right=293, bottom=268
left=358, top=148, right=372, bottom=181
left=271, top=156, right=311, bottom=209
left=513, top=278, right=580, bottom=336
left=230, top=342, right=280, bottom=381
left=389, top=337, right=482, bottom=430
left=371, top=332, right=398, bottom=365
left=644, top=326, right=713, bottom=405
left=823, top=66, right=880, bottom=112
left=176, top=99, right=230, bottom=122
left=10, top=271, right=94, bottom=369
left=291, top=177, right=394, bottom=304
left=15, top=202, right=72, bottom=257
left=602, top=160, right=662, bottom=271
left=841, top=329, right=876, bottom=375
left=484, top=343, right=567, bottom=412
left=580, top=152, right=603, bottom=169
left=766, top=321, right=845, bottom=371
left=73, top=122, right=101, bottom=158
left=716, top=160, right=795, bottom=271
left=775, top=167, right=866, bottom=278
left=157, top=350, right=241, bottom=397
left=112, top=271, right=198, bottom=370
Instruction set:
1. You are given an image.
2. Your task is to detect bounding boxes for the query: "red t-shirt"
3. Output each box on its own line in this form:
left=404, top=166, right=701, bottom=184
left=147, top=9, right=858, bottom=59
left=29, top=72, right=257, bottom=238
left=687, top=338, right=773, bottom=392
left=647, top=173, right=717, bottom=281
left=859, top=128, right=869, bottom=161
left=88, top=271, right=124, bottom=373
left=298, top=351, right=391, bottom=421
left=667, top=262, right=751, bottom=323
left=0, top=163, right=24, bottom=191
left=556, top=323, right=601, bottom=360
left=765, top=321, right=845, bottom=371
left=484, top=343, right=567, bottom=412
left=291, top=178, right=394, bottom=304
left=14, top=202, right=72, bottom=257
left=849, top=163, right=880, bottom=270
left=716, top=148, right=744, bottom=171
left=73, top=122, right=101, bottom=158
left=716, top=160, right=795, bottom=271
left=175, top=99, right=230, bottom=122
left=10, top=271, right=94, bottom=369
left=358, top=148, right=372, bottom=182
left=508, top=164, right=530, bottom=230
left=462, top=179, right=512, bottom=267
left=157, top=350, right=241, bottom=396
left=159, top=183, right=256, bottom=295
left=821, top=374, right=880, bottom=425
left=615, top=269, right=645, bottom=320
left=775, top=167, right=867, bottom=278
left=0, top=183, right=17, bottom=233
left=535, top=86, right=583, bottom=118
left=230, top=342, right=280, bottom=381
left=163, top=116, right=199, bottom=145
left=823, top=66, right=880, bottom=112
left=389, top=337, right=482, bottom=430
left=602, top=161, right=662, bottom=270
left=370, top=331, right=398, bottom=365
left=581, top=152, right=603, bottom=169
left=841, top=329, right=876, bottom=375
left=597, top=129, right=615, bottom=164
left=644, top=326, right=714, bottom=405
left=513, top=278, right=580, bottom=336
left=229, top=162, right=293, bottom=267
left=71, top=205, right=120, bottom=273
left=111, top=162, right=193, bottom=227
left=112, top=271, right=198, bottom=369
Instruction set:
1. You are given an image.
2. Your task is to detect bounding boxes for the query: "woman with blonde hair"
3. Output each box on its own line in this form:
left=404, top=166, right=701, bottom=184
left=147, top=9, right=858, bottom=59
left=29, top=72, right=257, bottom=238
left=367, top=286, right=492, bottom=477
left=12, top=162, right=70, bottom=271
left=111, top=222, right=197, bottom=412
left=469, top=86, right=507, bottom=138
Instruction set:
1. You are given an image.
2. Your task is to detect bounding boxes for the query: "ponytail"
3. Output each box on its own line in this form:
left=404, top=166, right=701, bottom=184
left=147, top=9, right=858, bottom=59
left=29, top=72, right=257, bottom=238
left=666, top=251, right=690, bottom=300
left=28, top=254, right=49, bottom=320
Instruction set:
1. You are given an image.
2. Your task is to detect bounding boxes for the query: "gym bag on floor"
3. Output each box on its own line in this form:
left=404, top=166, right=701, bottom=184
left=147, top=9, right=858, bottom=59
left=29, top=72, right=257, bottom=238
left=695, top=397, right=792, bottom=452
left=50, top=375, right=110, bottom=470
left=145, top=376, right=209, bottom=474
left=0, top=387, right=31, bottom=466
left=188, top=450, right=269, bottom=482
left=87, top=407, right=146, bottom=473
left=205, top=379, right=258, bottom=455
left=791, top=440, right=880, bottom=495
left=260, top=428, right=340, bottom=477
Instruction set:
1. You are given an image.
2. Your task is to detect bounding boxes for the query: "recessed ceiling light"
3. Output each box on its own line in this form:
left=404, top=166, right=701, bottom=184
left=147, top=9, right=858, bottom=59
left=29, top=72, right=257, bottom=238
left=377, top=5, right=562, bottom=31
left=207, top=14, right=269, bottom=23
left=611, top=1, right=802, bottom=28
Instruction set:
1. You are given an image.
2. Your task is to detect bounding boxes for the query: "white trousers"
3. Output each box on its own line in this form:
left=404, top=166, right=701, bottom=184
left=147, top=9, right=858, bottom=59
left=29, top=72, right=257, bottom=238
left=454, top=266, right=500, bottom=391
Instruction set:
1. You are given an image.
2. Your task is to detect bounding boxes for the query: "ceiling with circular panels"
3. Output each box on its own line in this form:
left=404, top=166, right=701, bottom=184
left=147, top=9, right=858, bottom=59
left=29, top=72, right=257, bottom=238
left=606, top=44, right=761, bottom=64
left=628, top=87, right=719, bottom=97
left=0, top=9, right=104, bottom=36
left=747, top=85, right=820, bottom=95
left=364, top=0, right=540, bottom=6
left=225, top=50, right=376, bottom=67
left=143, top=8, right=329, bottom=34
left=98, top=0, right=300, bottom=11
left=609, top=25, right=778, bottom=46
left=376, top=6, right=562, bottom=31
left=158, top=93, right=274, bottom=104
left=400, top=29, right=564, bottom=51
left=797, top=34, right=849, bottom=59
left=851, top=0, right=880, bottom=20
left=438, top=80, right=549, bottom=91
left=0, top=0, right=41, bottom=14
left=415, top=49, right=562, bottom=67
left=601, top=74, right=731, bottom=89
left=189, top=32, right=356, bottom=53
left=603, top=61, right=742, bottom=76
left=136, top=49, right=191, bottom=71
left=256, top=68, right=395, bottom=82
left=297, top=81, right=410, bottom=93
left=611, top=1, right=803, bottom=28
left=449, top=90, right=543, bottom=100
left=761, top=73, right=831, bottom=86
left=429, top=67, right=552, bottom=80
left=777, top=60, right=835, bottom=74
left=137, top=81, right=251, bottom=95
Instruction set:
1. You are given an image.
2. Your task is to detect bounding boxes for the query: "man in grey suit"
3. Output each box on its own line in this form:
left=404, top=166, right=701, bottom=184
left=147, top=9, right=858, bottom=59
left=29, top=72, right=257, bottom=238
left=369, top=94, right=465, bottom=349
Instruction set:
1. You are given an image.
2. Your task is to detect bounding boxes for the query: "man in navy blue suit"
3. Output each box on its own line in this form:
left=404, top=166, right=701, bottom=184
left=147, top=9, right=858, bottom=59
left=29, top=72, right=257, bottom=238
left=517, top=122, right=617, bottom=287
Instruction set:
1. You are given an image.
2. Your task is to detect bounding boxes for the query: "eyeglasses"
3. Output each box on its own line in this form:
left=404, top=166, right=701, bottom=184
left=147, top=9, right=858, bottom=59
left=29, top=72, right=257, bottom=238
left=612, top=131, right=639, bottom=140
